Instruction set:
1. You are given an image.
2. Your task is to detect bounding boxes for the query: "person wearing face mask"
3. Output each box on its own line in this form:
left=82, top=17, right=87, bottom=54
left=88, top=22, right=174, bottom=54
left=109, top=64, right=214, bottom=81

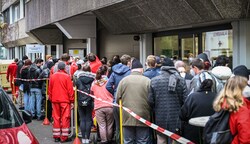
left=175, top=60, right=193, bottom=88
left=189, top=58, right=223, bottom=95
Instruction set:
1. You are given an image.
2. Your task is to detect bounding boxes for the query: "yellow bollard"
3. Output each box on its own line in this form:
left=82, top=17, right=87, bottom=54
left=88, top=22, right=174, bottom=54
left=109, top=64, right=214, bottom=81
left=43, top=79, right=50, bottom=125
left=119, top=99, right=123, bottom=144
left=12, top=81, right=17, bottom=104
left=73, top=87, right=81, bottom=144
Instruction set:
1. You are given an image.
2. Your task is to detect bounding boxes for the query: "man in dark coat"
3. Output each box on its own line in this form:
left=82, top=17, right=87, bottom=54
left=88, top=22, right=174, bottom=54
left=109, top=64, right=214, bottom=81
left=148, top=58, right=188, bottom=144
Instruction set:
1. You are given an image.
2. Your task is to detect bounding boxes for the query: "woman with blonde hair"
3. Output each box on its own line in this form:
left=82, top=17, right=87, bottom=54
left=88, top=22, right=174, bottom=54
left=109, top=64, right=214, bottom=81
left=213, top=76, right=250, bottom=144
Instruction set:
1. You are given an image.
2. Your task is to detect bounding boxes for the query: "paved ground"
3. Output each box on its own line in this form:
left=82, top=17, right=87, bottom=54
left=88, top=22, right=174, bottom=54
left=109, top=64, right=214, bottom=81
left=27, top=120, right=73, bottom=144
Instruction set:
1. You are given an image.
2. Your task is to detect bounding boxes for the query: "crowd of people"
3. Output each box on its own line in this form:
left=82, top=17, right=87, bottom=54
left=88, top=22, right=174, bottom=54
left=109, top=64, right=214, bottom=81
left=5, top=52, right=250, bottom=144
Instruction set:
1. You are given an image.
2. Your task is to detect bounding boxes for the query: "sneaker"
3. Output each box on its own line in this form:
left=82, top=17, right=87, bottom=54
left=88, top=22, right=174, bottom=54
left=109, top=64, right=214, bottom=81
left=82, top=139, right=86, bottom=143
left=54, top=138, right=60, bottom=142
left=85, top=139, right=89, bottom=144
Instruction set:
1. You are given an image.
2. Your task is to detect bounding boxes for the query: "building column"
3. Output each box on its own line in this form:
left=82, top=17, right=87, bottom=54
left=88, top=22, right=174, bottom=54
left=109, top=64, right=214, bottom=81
left=14, top=47, right=19, bottom=59
left=232, top=20, right=250, bottom=68
left=139, top=33, right=153, bottom=68
left=46, top=45, right=51, bottom=55
left=87, top=38, right=96, bottom=55
left=56, top=45, right=63, bottom=58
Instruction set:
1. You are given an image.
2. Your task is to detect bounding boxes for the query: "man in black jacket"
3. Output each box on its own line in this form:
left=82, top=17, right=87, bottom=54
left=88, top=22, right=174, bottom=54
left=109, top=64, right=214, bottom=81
left=148, top=58, right=188, bottom=144
left=28, top=58, right=44, bottom=120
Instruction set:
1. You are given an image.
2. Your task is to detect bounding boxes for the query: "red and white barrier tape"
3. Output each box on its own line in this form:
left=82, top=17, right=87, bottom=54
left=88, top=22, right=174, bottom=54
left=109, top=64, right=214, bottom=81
left=14, top=78, right=49, bottom=81
left=77, top=89, right=194, bottom=144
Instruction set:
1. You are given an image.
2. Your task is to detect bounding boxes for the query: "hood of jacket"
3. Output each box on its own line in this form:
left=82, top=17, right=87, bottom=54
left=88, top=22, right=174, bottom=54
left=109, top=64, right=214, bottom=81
left=211, top=66, right=232, bottom=81
left=29, top=63, right=38, bottom=72
left=77, top=71, right=95, bottom=84
left=243, top=85, right=250, bottom=98
left=94, top=76, right=108, bottom=87
left=161, top=66, right=178, bottom=74
left=112, top=63, right=130, bottom=75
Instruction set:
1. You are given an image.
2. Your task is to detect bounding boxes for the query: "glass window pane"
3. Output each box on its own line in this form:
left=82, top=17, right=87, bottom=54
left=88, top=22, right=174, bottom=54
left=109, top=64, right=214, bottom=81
left=203, top=30, right=233, bottom=67
left=154, top=36, right=178, bottom=57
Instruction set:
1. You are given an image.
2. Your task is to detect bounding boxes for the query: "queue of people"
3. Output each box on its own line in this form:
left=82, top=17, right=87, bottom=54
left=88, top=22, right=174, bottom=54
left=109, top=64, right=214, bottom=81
left=7, top=52, right=250, bottom=144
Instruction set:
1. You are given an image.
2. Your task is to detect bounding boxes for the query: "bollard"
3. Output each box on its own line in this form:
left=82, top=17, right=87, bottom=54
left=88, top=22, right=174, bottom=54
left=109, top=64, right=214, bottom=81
left=73, top=87, right=81, bottom=144
left=119, top=99, right=123, bottom=144
left=43, top=79, right=50, bottom=125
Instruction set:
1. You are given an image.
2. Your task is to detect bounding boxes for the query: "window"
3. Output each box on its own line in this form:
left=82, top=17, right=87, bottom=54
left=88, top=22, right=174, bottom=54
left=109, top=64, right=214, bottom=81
left=154, top=35, right=178, bottom=57
left=12, top=2, right=20, bottom=22
left=202, top=30, right=233, bottom=67
left=19, top=46, right=26, bottom=59
left=3, top=9, right=10, bottom=24
left=0, top=89, right=23, bottom=129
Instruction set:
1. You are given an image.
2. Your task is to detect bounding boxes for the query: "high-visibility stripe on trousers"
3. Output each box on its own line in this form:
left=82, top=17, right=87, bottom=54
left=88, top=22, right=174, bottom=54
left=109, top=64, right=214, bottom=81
left=52, top=103, right=70, bottom=141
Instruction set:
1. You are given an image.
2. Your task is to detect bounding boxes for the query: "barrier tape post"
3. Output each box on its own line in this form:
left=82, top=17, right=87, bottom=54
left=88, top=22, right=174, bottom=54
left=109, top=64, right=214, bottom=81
left=73, top=87, right=81, bottom=144
left=43, top=79, right=50, bottom=125
left=12, top=81, right=17, bottom=104
left=77, top=89, right=194, bottom=144
left=119, top=99, right=124, bottom=144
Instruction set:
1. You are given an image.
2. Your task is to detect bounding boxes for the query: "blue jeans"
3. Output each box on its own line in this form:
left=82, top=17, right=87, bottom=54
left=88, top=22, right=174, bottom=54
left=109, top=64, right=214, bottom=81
left=29, top=88, right=42, bottom=118
left=23, top=92, right=30, bottom=111
left=123, top=126, right=150, bottom=144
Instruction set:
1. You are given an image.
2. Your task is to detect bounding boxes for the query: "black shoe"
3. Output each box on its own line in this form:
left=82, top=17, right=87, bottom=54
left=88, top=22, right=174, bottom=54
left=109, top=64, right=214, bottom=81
left=54, top=138, right=60, bottom=142
left=32, top=116, right=37, bottom=120
left=61, top=138, right=72, bottom=143
left=19, top=107, right=24, bottom=110
left=37, top=117, right=42, bottom=121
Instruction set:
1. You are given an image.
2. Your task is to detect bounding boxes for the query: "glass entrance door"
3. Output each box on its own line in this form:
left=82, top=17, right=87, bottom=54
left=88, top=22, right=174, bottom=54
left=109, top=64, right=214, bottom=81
left=180, top=34, right=199, bottom=63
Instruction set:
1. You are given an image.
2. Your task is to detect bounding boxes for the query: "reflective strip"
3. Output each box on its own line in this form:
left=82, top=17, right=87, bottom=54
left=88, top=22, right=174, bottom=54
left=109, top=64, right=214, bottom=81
left=61, top=128, right=69, bottom=132
left=53, top=128, right=60, bottom=131
left=61, top=133, right=69, bottom=136
left=53, top=132, right=61, bottom=136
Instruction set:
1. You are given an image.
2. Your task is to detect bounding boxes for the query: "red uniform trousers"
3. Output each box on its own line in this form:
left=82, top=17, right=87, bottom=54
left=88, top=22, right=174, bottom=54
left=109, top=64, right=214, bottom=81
left=10, top=79, right=19, bottom=97
left=52, top=103, right=71, bottom=141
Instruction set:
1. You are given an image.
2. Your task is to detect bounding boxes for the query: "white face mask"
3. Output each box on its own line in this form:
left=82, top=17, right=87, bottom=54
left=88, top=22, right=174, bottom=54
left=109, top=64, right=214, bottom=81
left=190, top=69, right=196, bottom=76
left=180, top=72, right=186, bottom=78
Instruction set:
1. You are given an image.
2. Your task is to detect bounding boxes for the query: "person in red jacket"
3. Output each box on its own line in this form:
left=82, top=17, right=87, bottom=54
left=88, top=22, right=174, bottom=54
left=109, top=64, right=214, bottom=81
left=87, top=53, right=102, bottom=74
left=213, top=76, right=250, bottom=144
left=6, top=58, right=19, bottom=99
left=49, top=62, right=74, bottom=143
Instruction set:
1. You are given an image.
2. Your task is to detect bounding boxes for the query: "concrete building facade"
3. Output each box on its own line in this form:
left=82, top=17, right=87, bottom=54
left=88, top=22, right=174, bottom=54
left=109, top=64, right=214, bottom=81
left=1, top=0, right=250, bottom=68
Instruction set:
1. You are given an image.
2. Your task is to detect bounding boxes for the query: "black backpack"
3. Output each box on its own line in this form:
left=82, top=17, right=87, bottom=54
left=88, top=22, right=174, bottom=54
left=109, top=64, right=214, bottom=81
left=203, top=110, right=233, bottom=144
left=77, top=82, right=92, bottom=107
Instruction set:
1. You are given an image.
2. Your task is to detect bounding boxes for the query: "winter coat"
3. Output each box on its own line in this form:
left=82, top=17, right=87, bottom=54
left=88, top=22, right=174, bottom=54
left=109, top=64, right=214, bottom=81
left=211, top=66, right=232, bottom=85
left=15, top=61, right=24, bottom=86
left=6, top=62, right=17, bottom=82
left=106, top=63, right=130, bottom=101
left=189, top=70, right=223, bottom=94
left=91, top=76, right=113, bottom=110
left=229, top=98, right=250, bottom=144
left=38, top=68, right=50, bottom=95
left=148, top=66, right=188, bottom=132
left=116, top=71, right=151, bottom=127
left=29, top=64, right=43, bottom=89
left=75, top=71, right=95, bottom=106
left=179, top=89, right=216, bottom=144
left=20, top=66, right=30, bottom=93
left=89, top=56, right=102, bottom=74
left=49, top=70, right=74, bottom=103
left=143, top=67, right=159, bottom=79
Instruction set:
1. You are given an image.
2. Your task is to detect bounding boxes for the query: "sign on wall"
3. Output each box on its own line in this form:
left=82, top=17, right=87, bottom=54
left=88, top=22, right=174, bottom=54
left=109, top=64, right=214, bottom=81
left=26, top=44, right=45, bottom=53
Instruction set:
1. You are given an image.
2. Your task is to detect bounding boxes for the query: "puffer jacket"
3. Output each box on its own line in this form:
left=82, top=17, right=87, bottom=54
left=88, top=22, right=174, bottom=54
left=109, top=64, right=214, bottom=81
left=106, top=63, right=130, bottom=101
left=148, top=66, right=188, bottom=132
left=29, top=64, right=42, bottom=89
left=38, top=68, right=50, bottom=95
left=211, top=66, right=232, bottom=85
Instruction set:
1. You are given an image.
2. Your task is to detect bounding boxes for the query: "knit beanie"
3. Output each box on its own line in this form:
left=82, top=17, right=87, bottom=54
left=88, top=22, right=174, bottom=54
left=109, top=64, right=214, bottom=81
left=233, top=65, right=249, bottom=80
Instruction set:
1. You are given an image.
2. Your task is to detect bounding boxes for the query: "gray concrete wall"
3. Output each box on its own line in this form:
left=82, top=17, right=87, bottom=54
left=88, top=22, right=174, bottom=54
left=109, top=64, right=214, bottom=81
left=26, top=0, right=125, bottom=31
left=99, top=28, right=139, bottom=60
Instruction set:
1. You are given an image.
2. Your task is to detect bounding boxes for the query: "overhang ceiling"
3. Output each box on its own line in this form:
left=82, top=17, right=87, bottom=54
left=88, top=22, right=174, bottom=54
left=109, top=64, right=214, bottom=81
left=93, top=0, right=250, bottom=34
